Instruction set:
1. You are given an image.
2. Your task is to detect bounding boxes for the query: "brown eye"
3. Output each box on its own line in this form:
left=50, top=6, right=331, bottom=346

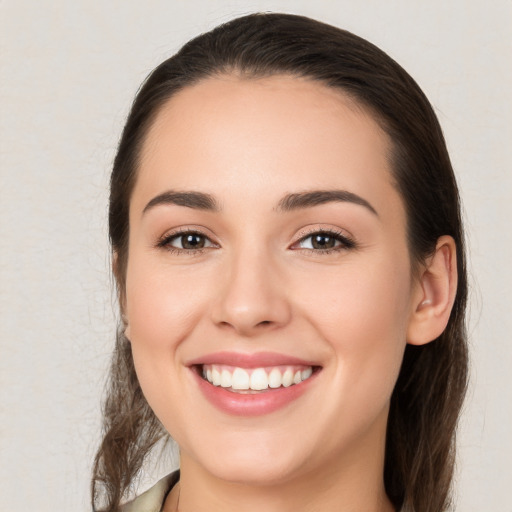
left=310, top=234, right=337, bottom=249
left=296, top=231, right=355, bottom=251
left=163, top=232, right=214, bottom=250
left=180, top=233, right=206, bottom=249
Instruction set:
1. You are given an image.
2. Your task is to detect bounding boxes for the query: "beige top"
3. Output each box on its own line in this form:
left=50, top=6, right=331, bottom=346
left=121, top=472, right=179, bottom=512
left=121, top=471, right=400, bottom=511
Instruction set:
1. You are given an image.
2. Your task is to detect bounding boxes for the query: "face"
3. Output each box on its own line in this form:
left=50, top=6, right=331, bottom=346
left=124, top=75, right=420, bottom=485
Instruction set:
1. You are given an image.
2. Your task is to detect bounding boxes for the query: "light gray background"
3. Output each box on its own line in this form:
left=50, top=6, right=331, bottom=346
left=1, top=1, right=511, bottom=510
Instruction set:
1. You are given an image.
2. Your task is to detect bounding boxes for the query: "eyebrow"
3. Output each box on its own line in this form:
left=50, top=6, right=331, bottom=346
left=142, top=188, right=378, bottom=217
left=143, top=190, right=220, bottom=214
left=277, top=190, right=378, bottom=216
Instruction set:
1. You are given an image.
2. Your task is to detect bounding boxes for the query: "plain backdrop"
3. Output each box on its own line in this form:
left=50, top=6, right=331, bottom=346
left=1, top=1, right=511, bottom=510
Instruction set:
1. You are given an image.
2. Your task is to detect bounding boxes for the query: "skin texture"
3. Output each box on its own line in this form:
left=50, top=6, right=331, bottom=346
left=122, top=75, right=457, bottom=512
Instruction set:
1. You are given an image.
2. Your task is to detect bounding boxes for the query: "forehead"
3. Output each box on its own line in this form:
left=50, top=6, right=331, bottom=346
left=133, top=74, right=401, bottom=220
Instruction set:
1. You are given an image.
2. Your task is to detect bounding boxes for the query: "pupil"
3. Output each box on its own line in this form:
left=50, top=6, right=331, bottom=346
left=313, top=234, right=334, bottom=249
left=183, top=234, right=204, bottom=249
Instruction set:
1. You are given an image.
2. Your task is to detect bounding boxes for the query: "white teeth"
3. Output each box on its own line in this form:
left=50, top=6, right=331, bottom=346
left=250, top=368, right=269, bottom=390
left=301, top=367, right=312, bottom=380
left=202, top=364, right=315, bottom=391
left=212, top=367, right=221, bottom=386
left=282, top=368, right=293, bottom=387
left=231, top=368, right=250, bottom=390
left=268, top=368, right=282, bottom=388
left=220, top=369, right=232, bottom=388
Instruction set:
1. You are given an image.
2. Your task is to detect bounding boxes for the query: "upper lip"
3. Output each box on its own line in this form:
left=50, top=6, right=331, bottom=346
left=186, top=351, right=319, bottom=368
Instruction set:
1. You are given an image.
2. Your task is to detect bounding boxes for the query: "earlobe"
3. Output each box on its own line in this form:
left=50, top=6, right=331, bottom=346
left=112, top=251, right=130, bottom=338
left=112, top=251, right=122, bottom=285
left=124, top=322, right=131, bottom=340
left=407, top=235, right=458, bottom=346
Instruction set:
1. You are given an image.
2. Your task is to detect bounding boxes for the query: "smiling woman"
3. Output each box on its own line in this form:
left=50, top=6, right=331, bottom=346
left=92, top=13, right=468, bottom=512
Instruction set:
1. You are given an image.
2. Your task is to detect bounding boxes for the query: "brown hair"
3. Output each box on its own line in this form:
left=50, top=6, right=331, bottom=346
left=92, top=13, right=468, bottom=512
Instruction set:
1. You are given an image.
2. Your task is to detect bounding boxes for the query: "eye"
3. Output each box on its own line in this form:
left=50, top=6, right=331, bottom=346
left=158, top=230, right=215, bottom=251
left=294, top=230, right=356, bottom=252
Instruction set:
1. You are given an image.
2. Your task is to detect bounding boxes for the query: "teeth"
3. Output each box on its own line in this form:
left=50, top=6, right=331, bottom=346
left=231, top=368, right=250, bottom=390
left=268, top=368, right=282, bottom=389
left=220, top=369, right=232, bottom=388
left=282, top=368, right=293, bottom=387
left=202, top=364, right=315, bottom=391
left=212, top=367, right=221, bottom=386
left=301, top=367, right=312, bottom=380
left=250, top=368, right=268, bottom=390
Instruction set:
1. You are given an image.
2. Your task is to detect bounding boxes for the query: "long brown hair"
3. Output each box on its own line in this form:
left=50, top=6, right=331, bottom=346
left=92, top=13, right=468, bottom=512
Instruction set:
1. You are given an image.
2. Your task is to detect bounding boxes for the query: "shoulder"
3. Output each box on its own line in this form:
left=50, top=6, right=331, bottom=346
left=121, top=471, right=179, bottom=512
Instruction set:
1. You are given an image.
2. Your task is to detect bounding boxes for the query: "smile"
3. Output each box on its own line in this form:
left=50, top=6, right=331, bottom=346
left=189, top=353, right=321, bottom=416
left=201, top=364, right=314, bottom=393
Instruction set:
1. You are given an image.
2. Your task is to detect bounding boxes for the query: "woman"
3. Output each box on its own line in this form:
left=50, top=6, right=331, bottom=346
left=92, top=13, right=468, bottom=512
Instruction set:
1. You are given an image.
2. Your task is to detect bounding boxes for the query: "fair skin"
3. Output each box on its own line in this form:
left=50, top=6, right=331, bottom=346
left=122, top=75, right=457, bottom=512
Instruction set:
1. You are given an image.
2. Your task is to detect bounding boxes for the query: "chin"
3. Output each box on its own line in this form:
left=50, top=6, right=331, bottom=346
left=204, top=456, right=303, bottom=486
left=183, top=429, right=312, bottom=486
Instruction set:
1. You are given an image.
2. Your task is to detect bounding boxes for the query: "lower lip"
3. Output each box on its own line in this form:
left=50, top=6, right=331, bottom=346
left=192, top=368, right=319, bottom=416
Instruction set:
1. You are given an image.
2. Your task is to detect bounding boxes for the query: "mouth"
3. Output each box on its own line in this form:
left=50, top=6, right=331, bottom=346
left=197, top=364, right=316, bottom=393
left=188, top=352, right=322, bottom=416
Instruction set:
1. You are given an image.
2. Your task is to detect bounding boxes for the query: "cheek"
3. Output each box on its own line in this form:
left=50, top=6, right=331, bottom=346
left=296, top=257, right=412, bottom=394
left=124, top=258, right=208, bottom=421
left=301, top=255, right=411, bottom=333
left=125, top=258, right=208, bottom=352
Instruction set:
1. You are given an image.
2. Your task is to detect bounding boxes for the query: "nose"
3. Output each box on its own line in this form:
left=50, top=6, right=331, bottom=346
left=211, top=247, right=292, bottom=337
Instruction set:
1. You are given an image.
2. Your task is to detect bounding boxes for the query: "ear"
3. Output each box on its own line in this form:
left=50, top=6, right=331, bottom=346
left=407, top=235, right=458, bottom=346
left=112, top=251, right=130, bottom=339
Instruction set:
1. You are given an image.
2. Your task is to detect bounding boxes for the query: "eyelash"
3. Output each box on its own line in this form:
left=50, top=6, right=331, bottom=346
left=156, top=228, right=356, bottom=255
left=292, top=228, right=356, bottom=254
left=156, top=228, right=216, bottom=256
